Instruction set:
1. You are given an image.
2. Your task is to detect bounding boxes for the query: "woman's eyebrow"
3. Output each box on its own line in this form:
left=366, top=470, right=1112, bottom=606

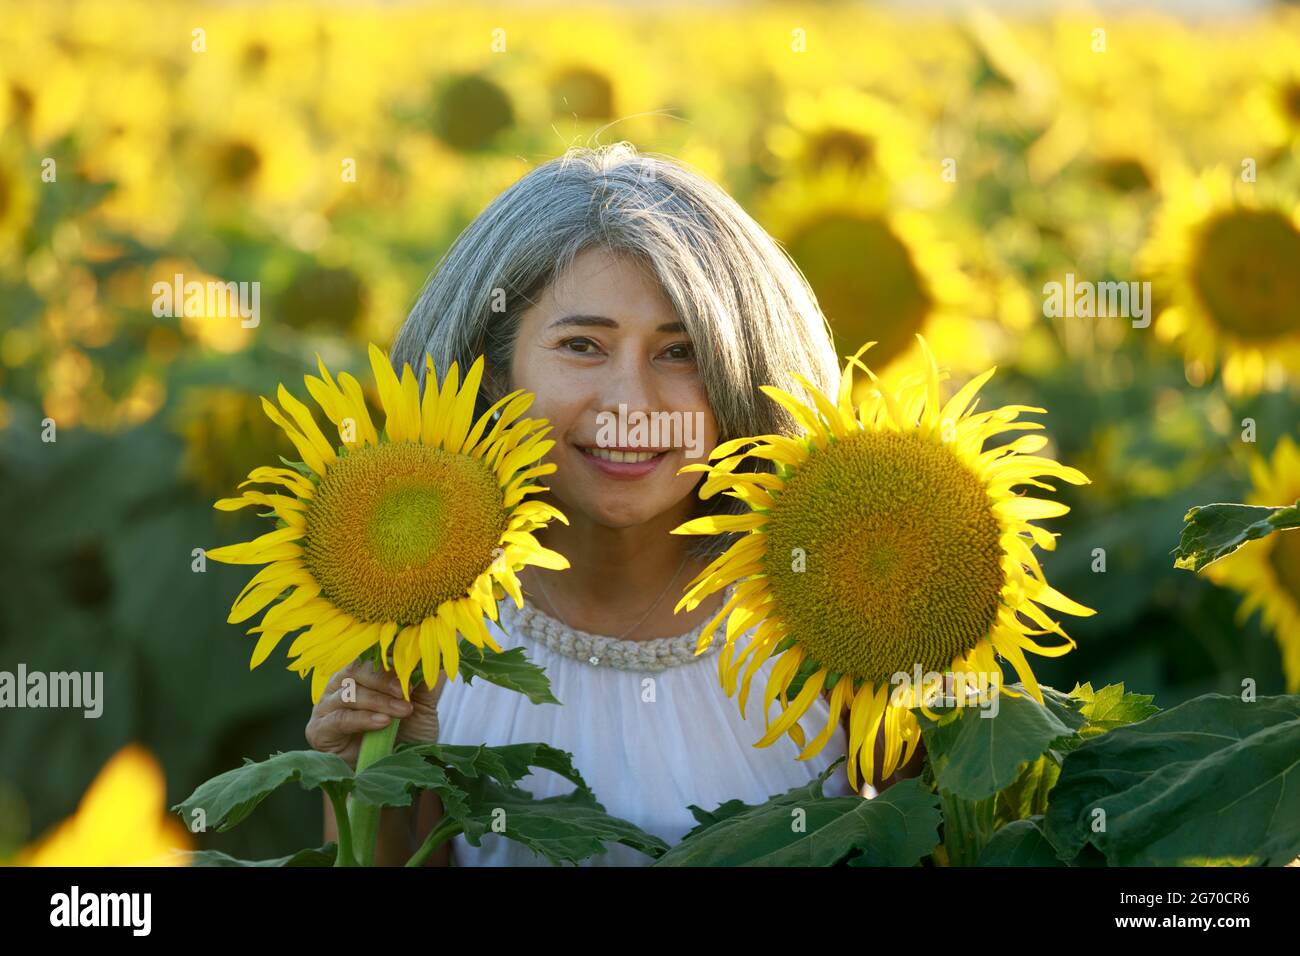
left=549, top=314, right=686, bottom=333
left=549, top=314, right=618, bottom=330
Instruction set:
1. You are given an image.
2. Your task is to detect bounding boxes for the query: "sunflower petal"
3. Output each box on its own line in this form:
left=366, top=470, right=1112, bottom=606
left=277, top=385, right=337, bottom=468
left=369, top=343, right=408, bottom=442
left=755, top=668, right=827, bottom=748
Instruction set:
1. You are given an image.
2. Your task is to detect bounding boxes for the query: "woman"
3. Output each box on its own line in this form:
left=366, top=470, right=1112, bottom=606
left=307, top=143, right=920, bottom=865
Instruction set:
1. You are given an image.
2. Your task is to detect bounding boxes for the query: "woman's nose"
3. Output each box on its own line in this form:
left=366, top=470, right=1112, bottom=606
left=596, top=352, right=661, bottom=419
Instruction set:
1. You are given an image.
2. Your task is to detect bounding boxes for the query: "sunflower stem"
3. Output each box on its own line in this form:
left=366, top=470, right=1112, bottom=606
left=939, top=789, right=996, bottom=866
left=325, top=784, right=357, bottom=867
left=347, top=718, right=401, bottom=866
left=405, top=813, right=464, bottom=867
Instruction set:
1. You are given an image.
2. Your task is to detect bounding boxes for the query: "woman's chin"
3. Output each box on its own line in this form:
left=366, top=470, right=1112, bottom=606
left=567, top=494, right=682, bottom=532
left=545, top=476, right=699, bottom=533
left=590, top=504, right=672, bottom=530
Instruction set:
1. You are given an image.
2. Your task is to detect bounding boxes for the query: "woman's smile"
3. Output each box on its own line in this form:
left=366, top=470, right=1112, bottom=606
left=574, top=443, right=672, bottom=480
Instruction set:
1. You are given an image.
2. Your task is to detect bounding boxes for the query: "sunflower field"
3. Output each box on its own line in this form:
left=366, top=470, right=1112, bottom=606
left=1, top=0, right=1298, bottom=869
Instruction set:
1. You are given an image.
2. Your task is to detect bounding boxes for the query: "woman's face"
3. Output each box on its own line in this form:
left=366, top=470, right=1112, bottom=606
left=506, top=246, right=719, bottom=532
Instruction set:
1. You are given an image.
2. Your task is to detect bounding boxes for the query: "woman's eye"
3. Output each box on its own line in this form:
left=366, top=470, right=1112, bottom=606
left=562, top=337, right=599, bottom=354
left=663, top=342, right=696, bottom=361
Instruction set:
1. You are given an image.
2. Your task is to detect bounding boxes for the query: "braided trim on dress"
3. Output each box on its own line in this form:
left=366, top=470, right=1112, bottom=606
left=503, top=586, right=735, bottom=672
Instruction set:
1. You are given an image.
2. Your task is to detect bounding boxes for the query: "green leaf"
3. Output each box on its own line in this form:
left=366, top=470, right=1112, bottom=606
left=400, top=741, right=593, bottom=796
left=681, top=798, right=753, bottom=839
left=677, top=758, right=842, bottom=843
left=657, top=766, right=941, bottom=867
left=783, top=655, right=821, bottom=701
left=986, top=684, right=1160, bottom=837
left=350, top=751, right=458, bottom=810
left=994, top=754, right=1062, bottom=826
left=277, top=456, right=314, bottom=477
left=398, top=741, right=664, bottom=863
left=915, top=683, right=1086, bottom=801
left=978, top=817, right=1106, bottom=866
left=399, top=742, right=492, bottom=780
left=188, top=844, right=338, bottom=867
left=844, top=780, right=944, bottom=866
left=171, top=750, right=354, bottom=832
left=1173, top=500, right=1300, bottom=572
left=1044, top=693, right=1300, bottom=865
left=978, top=817, right=1060, bottom=866
left=455, top=778, right=670, bottom=864
left=1069, top=681, right=1160, bottom=741
left=455, top=638, right=561, bottom=705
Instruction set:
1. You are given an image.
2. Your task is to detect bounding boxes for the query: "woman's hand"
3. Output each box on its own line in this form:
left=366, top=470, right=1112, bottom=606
left=396, top=669, right=446, bottom=747
left=306, top=660, right=447, bottom=768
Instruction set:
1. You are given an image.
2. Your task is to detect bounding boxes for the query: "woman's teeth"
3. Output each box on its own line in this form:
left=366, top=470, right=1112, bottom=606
left=584, top=447, right=664, bottom=463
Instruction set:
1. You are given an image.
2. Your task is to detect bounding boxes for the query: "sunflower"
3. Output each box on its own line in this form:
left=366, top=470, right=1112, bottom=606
left=278, top=264, right=368, bottom=334
left=1247, top=67, right=1300, bottom=152
left=175, top=386, right=289, bottom=500
left=206, top=344, right=569, bottom=703
left=1203, top=436, right=1300, bottom=692
left=672, top=336, right=1094, bottom=792
left=760, top=171, right=982, bottom=386
left=12, top=745, right=191, bottom=866
left=1141, top=169, right=1300, bottom=395
left=549, top=65, right=615, bottom=121
left=763, top=87, right=943, bottom=204
left=181, top=89, right=318, bottom=212
left=486, top=14, right=666, bottom=143
left=1027, top=100, right=1170, bottom=197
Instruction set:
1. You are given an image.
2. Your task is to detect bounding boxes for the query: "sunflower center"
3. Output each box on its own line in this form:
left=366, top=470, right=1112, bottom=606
left=1093, top=157, right=1151, bottom=193
left=784, top=213, right=932, bottom=368
left=1192, top=210, right=1300, bottom=342
left=762, top=431, right=1004, bottom=682
left=806, top=129, right=876, bottom=174
left=303, top=442, right=507, bottom=626
left=1268, top=528, right=1300, bottom=605
left=1283, top=82, right=1300, bottom=124
left=434, top=74, right=514, bottom=152
left=280, top=265, right=366, bottom=333
left=368, top=484, right=447, bottom=569
left=216, top=140, right=261, bottom=186
left=551, top=67, right=614, bottom=120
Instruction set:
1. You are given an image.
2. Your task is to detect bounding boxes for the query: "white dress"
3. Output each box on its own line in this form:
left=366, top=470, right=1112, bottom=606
left=435, top=589, right=856, bottom=866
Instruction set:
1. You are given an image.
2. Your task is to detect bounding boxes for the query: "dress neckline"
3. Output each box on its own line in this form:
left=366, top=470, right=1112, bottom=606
left=501, top=585, right=735, bottom=672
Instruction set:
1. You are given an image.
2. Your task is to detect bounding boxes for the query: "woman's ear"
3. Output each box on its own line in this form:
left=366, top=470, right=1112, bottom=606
left=481, top=362, right=506, bottom=403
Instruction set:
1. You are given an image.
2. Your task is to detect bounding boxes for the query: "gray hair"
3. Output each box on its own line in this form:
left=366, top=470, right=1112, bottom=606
left=392, top=142, right=840, bottom=556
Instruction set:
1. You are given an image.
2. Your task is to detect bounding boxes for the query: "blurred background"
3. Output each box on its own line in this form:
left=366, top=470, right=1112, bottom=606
left=0, top=0, right=1298, bottom=862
